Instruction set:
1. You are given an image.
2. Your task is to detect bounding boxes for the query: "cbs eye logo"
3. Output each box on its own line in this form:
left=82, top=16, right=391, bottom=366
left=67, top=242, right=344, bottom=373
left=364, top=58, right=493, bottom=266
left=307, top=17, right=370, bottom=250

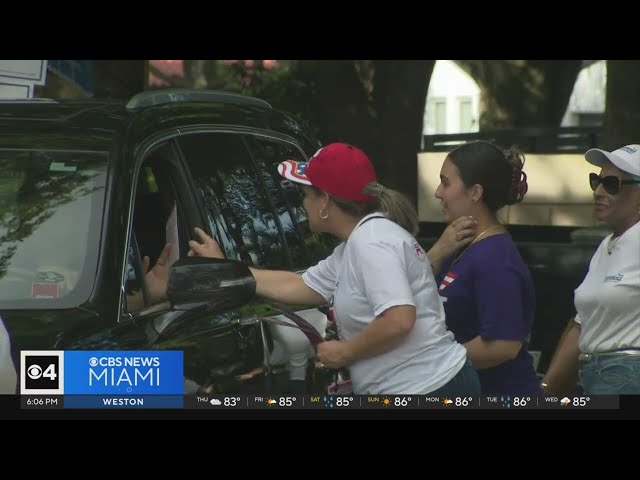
left=25, top=356, right=58, bottom=389
left=27, top=361, right=56, bottom=382
left=20, top=351, right=64, bottom=394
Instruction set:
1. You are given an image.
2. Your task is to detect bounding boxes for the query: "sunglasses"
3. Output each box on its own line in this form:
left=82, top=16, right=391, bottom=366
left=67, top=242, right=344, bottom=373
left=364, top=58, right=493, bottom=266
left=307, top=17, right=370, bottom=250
left=589, top=173, right=640, bottom=195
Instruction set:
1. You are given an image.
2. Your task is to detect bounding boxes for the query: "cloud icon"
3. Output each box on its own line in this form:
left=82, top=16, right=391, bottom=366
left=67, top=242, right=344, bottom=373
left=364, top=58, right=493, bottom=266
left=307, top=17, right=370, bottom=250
left=210, top=398, right=222, bottom=406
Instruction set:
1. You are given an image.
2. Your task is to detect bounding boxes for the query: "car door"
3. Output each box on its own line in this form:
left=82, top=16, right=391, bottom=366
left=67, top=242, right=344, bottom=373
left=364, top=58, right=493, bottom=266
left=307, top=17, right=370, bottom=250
left=176, top=131, right=335, bottom=384
left=120, top=135, right=267, bottom=394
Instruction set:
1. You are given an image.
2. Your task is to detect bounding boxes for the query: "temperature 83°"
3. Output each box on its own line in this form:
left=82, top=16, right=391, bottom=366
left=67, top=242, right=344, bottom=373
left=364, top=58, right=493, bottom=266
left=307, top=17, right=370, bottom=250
left=224, top=397, right=241, bottom=407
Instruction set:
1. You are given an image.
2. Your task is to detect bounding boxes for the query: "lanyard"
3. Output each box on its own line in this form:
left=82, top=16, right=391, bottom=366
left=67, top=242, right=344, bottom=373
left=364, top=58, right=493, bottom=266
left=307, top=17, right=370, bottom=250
left=263, top=301, right=324, bottom=347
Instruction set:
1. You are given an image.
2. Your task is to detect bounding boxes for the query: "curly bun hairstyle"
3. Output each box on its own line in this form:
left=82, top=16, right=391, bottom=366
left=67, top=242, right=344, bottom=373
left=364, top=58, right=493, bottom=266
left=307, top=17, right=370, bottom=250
left=504, top=148, right=528, bottom=205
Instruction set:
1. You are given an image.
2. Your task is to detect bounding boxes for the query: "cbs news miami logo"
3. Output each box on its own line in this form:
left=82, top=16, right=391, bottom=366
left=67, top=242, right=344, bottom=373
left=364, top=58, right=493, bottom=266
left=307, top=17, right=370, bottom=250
left=20, top=350, right=183, bottom=395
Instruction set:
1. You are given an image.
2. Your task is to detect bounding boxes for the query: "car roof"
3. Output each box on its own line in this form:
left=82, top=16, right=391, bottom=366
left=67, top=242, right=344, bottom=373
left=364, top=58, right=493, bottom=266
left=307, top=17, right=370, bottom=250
left=0, top=90, right=319, bottom=154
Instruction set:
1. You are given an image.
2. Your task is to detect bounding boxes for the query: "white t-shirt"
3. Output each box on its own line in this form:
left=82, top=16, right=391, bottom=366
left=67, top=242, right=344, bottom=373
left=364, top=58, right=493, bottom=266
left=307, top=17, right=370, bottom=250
left=575, top=220, right=640, bottom=353
left=302, top=213, right=467, bottom=394
left=0, top=316, right=17, bottom=394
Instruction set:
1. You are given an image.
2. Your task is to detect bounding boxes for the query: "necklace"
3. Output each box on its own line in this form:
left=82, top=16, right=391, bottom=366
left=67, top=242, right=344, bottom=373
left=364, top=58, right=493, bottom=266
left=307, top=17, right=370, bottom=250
left=453, top=225, right=505, bottom=263
left=606, top=235, right=620, bottom=255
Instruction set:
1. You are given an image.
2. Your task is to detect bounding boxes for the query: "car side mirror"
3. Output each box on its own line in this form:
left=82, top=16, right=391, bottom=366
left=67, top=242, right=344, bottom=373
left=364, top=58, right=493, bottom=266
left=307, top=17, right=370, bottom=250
left=167, top=257, right=256, bottom=312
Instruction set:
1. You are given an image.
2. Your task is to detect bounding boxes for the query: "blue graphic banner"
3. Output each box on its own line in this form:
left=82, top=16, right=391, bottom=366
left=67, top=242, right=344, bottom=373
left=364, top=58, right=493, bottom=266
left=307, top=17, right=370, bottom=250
left=64, top=351, right=184, bottom=395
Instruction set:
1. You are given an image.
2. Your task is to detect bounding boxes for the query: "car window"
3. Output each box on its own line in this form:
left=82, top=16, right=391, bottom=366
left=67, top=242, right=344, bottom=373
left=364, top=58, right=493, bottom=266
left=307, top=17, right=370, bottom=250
left=244, top=136, right=337, bottom=269
left=124, top=232, right=147, bottom=312
left=0, top=149, right=107, bottom=308
left=125, top=145, right=182, bottom=312
left=178, top=132, right=292, bottom=269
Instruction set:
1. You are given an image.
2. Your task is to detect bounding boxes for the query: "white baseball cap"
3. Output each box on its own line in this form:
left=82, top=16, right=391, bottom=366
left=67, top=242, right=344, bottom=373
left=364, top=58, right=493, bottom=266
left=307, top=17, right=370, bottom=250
left=585, top=144, right=640, bottom=177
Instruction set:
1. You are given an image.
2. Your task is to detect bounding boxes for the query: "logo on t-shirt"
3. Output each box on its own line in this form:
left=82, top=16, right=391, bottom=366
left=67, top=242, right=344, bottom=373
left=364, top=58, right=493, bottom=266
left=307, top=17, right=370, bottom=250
left=413, top=242, right=425, bottom=257
left=439, top=271, right=457, bottom=291
left=604, top=273, right=624, bottom=283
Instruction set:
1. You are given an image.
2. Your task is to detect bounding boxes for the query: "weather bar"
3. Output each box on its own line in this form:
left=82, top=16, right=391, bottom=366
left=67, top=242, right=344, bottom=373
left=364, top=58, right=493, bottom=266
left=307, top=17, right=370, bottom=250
left=20, top=395, right=619, bottom=409
left=181, top=395, right=619, bottom=410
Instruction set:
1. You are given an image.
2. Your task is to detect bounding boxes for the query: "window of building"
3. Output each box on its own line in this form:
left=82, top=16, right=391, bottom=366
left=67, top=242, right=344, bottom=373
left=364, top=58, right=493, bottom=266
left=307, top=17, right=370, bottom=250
left=458, top=96, right=474, bottom=133
left=427, top=97, right=447, bottom=134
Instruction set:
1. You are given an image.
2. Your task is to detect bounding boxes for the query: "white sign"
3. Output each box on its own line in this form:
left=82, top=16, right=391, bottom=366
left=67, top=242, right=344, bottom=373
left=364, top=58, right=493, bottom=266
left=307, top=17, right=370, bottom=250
left=0, top=82, right=32, bottom=98
left=0, top=60, right=47, bottom=85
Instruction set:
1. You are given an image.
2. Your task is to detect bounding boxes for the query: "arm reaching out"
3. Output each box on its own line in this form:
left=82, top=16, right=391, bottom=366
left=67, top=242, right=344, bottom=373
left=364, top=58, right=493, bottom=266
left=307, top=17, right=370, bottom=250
left=145, top=242, right=172, bottom=303
left=127, top=243, right=172, bottom=310
left=188, top=227, right=225, bottom=259
left=189, top=227, right=325, bottom=306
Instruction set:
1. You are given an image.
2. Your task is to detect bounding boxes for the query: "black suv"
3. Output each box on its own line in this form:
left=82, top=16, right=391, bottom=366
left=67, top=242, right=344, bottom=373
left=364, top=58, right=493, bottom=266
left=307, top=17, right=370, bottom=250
left=0, top=89, right=336, bottom=394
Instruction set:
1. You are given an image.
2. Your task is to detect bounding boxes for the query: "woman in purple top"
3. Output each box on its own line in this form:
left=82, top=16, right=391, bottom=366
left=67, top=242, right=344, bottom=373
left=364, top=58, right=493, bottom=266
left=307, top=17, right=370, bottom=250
left=429, top=141, right=542, bottom=396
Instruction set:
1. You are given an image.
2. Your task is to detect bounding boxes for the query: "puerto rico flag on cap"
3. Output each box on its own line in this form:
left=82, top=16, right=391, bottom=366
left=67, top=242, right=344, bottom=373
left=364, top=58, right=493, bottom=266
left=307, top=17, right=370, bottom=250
left=277, top=159, right=312, bottom=185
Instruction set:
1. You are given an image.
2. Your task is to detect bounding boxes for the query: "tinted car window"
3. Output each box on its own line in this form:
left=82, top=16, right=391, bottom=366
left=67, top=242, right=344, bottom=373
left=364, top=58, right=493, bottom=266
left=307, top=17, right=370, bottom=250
left=245, top=137, right=308, bottom=269
left=125, top=143, right=186, bottom=312
left=178, top=132, right=291, bottom=269
left=245, top=136, right=336, bottom=269
left=0, top=149, right=107, bottom=307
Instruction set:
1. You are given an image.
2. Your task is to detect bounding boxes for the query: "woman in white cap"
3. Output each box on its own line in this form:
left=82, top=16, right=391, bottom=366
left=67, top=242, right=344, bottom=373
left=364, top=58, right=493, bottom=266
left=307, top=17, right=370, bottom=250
left=541, top=144, right=640, bottom=394
left=189, top=142, right=480, bottom=395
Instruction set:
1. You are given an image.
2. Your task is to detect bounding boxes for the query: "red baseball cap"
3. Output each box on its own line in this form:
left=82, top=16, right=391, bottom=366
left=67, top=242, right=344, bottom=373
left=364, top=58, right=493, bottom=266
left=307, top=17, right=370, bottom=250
left=277, top=143, right=377, bottom=202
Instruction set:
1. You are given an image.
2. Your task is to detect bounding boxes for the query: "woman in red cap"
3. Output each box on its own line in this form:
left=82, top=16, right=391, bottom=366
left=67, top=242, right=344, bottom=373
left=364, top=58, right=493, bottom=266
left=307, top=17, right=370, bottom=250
left=541, top=144, right=640, bottom=394
left=189, top=142, right=480, bottom=395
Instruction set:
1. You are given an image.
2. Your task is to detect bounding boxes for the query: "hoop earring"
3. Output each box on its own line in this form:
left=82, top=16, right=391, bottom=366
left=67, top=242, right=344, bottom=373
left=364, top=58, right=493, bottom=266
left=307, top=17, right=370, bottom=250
left=319, top=209, right=329, bottom=220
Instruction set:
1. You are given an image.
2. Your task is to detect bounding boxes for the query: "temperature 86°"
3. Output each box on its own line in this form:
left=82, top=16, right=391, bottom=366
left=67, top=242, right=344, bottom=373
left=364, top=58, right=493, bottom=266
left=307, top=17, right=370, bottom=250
left=394, top=397, right=412, bottom=407
left=513, top=397, right=531, bottom=407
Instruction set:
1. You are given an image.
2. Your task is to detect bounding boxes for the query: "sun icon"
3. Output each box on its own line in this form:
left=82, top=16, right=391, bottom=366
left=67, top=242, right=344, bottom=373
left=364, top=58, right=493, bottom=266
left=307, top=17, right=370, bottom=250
left=266, top=397, right=276, bottom=406
left=382, top=397, right=391, bottom=407
left=442, top=397, right=453, bottom=406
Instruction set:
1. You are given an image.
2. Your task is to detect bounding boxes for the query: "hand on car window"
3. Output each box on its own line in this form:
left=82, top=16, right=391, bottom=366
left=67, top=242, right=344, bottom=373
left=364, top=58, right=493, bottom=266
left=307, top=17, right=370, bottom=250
left=188, top=227, right=225, bottom=259
left=144, top=243, right=172, bottom=303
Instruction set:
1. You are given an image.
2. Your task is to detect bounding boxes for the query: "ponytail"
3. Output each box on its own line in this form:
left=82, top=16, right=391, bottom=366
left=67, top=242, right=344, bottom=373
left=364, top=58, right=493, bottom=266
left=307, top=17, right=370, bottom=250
left=364, top=182, right=419, bottom=235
